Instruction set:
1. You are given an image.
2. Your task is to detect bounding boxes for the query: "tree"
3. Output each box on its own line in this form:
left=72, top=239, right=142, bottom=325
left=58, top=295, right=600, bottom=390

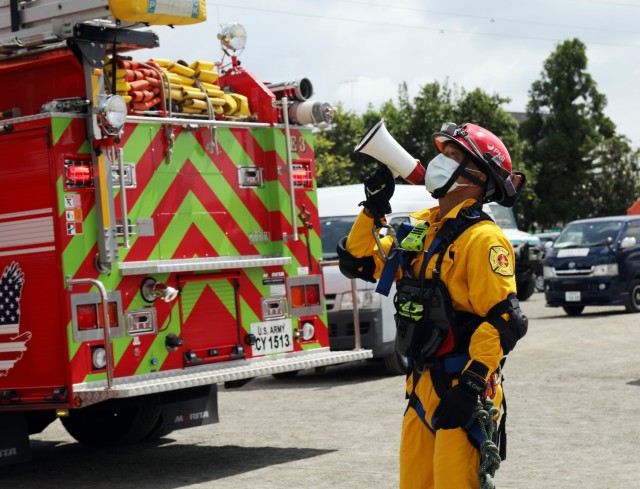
left=314, top=103, right=375, bottom=187
left=519, top=38, right=616, bottom=230
left=583, top=135, right=640, bottom=216
left=380, top=80, right=455, bottom=164
left=314, top=80, right=533, bottom=223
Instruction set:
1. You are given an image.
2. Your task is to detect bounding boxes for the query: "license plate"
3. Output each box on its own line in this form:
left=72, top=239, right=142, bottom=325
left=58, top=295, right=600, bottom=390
left=250, top=319, right=294, bottom=355
left=565, top=291, right=581, bottom=302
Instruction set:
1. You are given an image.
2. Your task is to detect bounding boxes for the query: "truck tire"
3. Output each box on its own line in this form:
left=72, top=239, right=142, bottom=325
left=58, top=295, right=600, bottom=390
left=383, top=352, right=408, bottom=375
left=535, top=273, right=545, bottom=292
left=562, top=305, right=584, bottom=316
left=61, top=396, right=161, bottom=447
left=517, top=277, right=536, bottom=301
left=625, top=279, right=640, bottom=313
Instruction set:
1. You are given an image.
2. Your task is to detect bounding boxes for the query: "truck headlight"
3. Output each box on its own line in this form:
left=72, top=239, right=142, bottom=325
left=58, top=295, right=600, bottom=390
left=543, top=266, right=556, bottom=278
left=593, top=263, right=619, bottom=276
left=338, top=290, right=381, bottom=311
left=97, top=94, right=127, bottom=136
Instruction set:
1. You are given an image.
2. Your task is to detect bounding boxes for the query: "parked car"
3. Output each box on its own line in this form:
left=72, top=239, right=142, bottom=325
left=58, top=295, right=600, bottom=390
left=543, top=215, right=640, bottom=315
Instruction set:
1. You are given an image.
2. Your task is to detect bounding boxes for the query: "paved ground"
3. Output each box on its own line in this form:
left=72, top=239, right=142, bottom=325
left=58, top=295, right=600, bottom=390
left=2, top=293, right=640, bottom=488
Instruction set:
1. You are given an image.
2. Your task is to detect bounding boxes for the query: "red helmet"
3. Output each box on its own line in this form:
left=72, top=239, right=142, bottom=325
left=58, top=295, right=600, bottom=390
left=432, top=122, right=526, bottom=207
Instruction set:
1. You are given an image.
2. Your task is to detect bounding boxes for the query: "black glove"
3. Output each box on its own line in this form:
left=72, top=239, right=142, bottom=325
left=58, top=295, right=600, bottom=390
left=432, top=369, right=486, bottom=430
left=360, top=166, right=395, bottom=217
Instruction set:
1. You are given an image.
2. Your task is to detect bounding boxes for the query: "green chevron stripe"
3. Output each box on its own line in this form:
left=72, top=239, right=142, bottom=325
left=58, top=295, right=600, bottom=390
left=179, top=279, right=236, bottom=323
left=51, top=118, right=73, bottom=146
left=124, top=123, right=163, bottom=161
left=136, top=311, right=177, bottom=375
left=214, top=128, right=271, bottom=211
left=153, top=191, right=240, bottom=258
left=56, top=177, right=65, bottom=218
left=239, top=295, right=260, bottom=333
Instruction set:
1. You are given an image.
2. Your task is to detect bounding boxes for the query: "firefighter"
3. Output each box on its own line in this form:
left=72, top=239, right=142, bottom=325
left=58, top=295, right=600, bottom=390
left=337, top=122, right=529, bottom=488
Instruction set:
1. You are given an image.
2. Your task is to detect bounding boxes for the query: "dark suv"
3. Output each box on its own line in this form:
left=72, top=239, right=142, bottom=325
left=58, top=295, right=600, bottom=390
left=543, top=215, right=640, bottom=315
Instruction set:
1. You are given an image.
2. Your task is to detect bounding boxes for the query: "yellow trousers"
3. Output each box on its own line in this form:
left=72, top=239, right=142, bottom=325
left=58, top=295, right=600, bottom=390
left=399, top=370, right=503, bottom=489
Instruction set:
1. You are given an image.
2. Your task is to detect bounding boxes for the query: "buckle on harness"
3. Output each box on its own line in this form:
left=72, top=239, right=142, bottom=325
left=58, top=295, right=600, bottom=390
left=373, top=223, right=399, bottom=261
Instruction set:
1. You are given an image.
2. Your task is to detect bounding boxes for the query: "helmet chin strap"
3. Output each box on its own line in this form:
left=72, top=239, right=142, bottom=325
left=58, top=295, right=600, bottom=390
left=431, top=156, right=487, bottom=199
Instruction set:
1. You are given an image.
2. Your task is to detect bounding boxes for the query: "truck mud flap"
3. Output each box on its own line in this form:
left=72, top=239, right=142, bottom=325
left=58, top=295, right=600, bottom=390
left=72, top=348, right=372, bottom=407
left=154, top=385, right=219, bottom=437
left=0, top=412, right=31, bottom=467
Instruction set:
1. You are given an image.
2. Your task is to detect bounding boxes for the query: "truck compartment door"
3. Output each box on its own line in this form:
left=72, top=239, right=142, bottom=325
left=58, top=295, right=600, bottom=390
left=178, top=273, right=244, bottom=366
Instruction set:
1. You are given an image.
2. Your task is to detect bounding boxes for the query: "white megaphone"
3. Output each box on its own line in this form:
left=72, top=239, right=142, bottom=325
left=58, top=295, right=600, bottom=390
left=354, top=119, right=425, bottom=185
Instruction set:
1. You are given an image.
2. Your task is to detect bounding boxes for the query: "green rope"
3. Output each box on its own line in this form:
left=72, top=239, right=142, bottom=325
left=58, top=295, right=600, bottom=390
left=474, top=397, right=501, bottom=489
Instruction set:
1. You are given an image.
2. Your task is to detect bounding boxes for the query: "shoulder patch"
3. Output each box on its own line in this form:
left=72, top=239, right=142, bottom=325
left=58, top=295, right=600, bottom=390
left=489, top=246, right=514, bottom=276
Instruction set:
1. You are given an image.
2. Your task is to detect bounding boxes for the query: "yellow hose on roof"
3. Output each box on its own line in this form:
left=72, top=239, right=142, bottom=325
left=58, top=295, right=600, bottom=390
left=222, top=93, right=238, bottom=115
left=190, top=60, right=215, bottom=72
left=196, top=70, right=219, bottom=84
left=231, top=93, right=250, bottom=117
left=169, top=63, right=195, bottom=78
left=183, top=99, right=208, bottom=110
left=150, top=58, right=174, bottom=68
left=208, top=97, right=226, bottom=106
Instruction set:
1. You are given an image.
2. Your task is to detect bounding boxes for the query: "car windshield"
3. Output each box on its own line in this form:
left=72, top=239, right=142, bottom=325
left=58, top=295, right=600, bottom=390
left=553, top=220, right=623, bottom=248
left=489, top=204, right=518, bottom=229
left=320, top=216, right=356, bottom=259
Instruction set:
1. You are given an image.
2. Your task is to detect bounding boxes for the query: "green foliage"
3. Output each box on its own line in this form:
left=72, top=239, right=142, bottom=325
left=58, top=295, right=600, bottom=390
left=519, top=38, right=620, bottom=229
left=583, top=135, right=640, bottom=216
left=314, top=38, right=639, bottom=231
left=314, top=103, right=373, bottom=187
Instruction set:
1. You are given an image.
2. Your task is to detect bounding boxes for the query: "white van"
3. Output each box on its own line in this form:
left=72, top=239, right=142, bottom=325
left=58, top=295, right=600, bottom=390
left=318, top=184, right=542, bottom=374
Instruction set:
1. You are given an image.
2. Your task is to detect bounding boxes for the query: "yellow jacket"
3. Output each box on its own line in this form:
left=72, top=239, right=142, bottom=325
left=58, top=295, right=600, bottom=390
left=345, top=198, right=517, bottom=379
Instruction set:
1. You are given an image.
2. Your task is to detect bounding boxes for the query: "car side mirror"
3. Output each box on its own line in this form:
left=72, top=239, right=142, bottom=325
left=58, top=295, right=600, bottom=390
left=620, top=236, right=637, bottom=249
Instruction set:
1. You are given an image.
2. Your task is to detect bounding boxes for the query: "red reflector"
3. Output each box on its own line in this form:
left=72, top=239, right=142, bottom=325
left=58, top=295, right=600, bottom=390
left=67, top=165, right=91, bottom=184
left=292, top=163, right=312, bottom=188
left=76, top=302, right=119, bottom=330
left=304, top=284, right=320, bottom=306
left=77, top=304, right=98, bottom=331
left=104, top=301, right=119, bottom=328
left=291, top=285, right=305, bottom=308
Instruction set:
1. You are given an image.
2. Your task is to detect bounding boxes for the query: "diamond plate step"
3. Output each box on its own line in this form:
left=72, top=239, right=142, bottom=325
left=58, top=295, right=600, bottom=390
left=72, top=348, right=372, bottom=407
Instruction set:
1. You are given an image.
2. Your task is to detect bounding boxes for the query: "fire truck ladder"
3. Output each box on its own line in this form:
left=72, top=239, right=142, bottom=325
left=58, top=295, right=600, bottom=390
left=0, top=0, right=118, bottom=57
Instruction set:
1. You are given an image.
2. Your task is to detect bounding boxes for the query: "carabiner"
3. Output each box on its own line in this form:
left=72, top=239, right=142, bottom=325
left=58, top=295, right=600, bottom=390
left=372, top=223, right=399, bottom=262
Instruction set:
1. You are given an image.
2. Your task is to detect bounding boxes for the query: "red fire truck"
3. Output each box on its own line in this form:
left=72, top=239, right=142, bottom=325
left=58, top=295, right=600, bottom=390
left=0, top=0, right=370, bottom=466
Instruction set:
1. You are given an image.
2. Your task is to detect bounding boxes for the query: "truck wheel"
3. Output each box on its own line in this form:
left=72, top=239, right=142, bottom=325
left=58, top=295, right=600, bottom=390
left=535, top=273, right=545, bottom=292
left=383, top=352, right=408, bottom=375
left=61, top=397, right=161, bottom=447
left=517, top=278, right=536, bottom=301
left=625, top=280, right=640, bottom=313
left=562, top=305, right=584, bottom=316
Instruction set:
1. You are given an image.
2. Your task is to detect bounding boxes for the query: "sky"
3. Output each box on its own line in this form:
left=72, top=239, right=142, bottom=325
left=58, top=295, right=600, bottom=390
left=136, top=0, right=640, bottom=149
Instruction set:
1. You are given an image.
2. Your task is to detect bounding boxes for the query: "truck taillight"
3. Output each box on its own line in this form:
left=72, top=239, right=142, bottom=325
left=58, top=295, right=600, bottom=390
left=76, top=304, right=98, bottom=331
left=292, top=160, right=312, bottom=188
left=290, top=284, right=321, bottom=308
left=65, top=160, right=93, bottom=188
left=76, top=302, right=119, bottom=331
left=287, top=276, right=324, bottom=316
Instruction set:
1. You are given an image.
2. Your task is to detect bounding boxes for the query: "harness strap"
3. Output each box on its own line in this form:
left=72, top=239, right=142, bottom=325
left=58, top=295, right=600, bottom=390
left=378, top=203, right=488, bottom=296
left=376, top=222, right=414, bottom=296
left=406, top=354, right=508, bottom=459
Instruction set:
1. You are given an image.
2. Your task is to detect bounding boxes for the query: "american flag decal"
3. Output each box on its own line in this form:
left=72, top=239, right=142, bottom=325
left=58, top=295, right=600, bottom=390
left=0, top=262, right=31, bottom=376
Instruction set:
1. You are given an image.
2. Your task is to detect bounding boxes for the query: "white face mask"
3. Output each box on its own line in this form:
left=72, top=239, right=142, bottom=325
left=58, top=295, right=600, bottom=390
left=425, top=153, right=472, bottom=194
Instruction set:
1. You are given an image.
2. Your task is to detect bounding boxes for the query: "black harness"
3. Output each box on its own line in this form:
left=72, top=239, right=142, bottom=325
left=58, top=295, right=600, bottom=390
left=393, top=203, right=490, bottom=369
left=395, top=203, right=523, bottom=461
